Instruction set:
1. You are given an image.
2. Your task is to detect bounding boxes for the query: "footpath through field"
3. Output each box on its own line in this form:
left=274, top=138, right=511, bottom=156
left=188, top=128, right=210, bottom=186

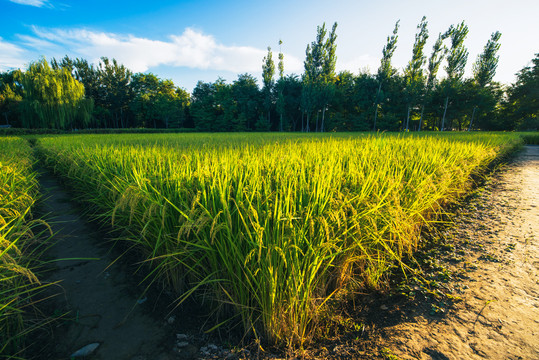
left=36, top=170, right=175, bottom=359
left=376, top=145, right=539, bottom=360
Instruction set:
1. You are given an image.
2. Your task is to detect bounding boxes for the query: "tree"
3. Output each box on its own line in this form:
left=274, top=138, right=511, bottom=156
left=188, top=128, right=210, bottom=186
left=0, top=71, right=23, bottom=126
left=232, top=73, right=261, bottom=131
left=469, top=31, right=502, bottom=130
left=262, top=46, right=275, bottom=128
left=418, top=32, right=445, bottom=130
left=97, top=57, right=133, bottom=128
left=374, top=20, right=400, bottom=130
left=441, top=21, right=469, bottom=131
left=276, top=40, right=285, bottom=131
left=17, top=58, right=93, bottom=129
left=275, top=74, right=302, bottom=131
left=301, top=22, right=338, bottom=132
left=403, top=16, right=429, bottom=131
left=320, top=22, right=338, bottom=132
left=191, top=81, right=217, bottom=131
left=502, top=53, right=539, bottom=130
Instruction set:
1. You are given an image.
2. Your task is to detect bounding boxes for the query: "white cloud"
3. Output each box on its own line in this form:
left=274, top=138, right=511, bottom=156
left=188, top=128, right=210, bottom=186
left=0, top=37, right=27, bottom=70
left=28, top=27, right=303, bottom=74
left=9, top=0, right=50, bottom=7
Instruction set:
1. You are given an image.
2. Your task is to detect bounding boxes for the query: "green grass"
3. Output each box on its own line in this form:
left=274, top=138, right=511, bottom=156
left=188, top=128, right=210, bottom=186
left=36, top=131, right=522, bottom=347
left=0, top=137, right=50, bottom=357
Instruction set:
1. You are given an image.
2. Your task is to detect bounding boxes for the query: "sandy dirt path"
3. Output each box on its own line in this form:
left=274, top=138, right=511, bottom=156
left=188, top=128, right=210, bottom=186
left=377, top=145, right=539, bottom=360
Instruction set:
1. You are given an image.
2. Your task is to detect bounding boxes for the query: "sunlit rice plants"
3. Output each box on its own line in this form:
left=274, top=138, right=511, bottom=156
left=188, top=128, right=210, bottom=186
left=0, top=137, right=49, bottom=356
left=36, top=132, right=522, bottom=346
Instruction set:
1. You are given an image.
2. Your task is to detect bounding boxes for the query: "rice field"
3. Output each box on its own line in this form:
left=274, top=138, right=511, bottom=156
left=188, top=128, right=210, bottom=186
left=0, top=137, right=49, bottom=355
left=35, top=132, right=522, bottom=346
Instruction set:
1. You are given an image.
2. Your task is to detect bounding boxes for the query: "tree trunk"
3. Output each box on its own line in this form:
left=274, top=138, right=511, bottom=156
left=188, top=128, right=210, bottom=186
left=373, top=104, right=379, bottom=131
left=315, top=111, right=319, bottom=132
left=306, top=113, right=310, bottom=132
left=418, top=105, right=425, bottom=131
left=441, top=96, right=449, bottom=131
left=373, top=82, right=382, bottom=131
left=468, top=106, right=477, bottom=131
left=321, top=106, right=326, bottom=132
left=280, top=113, right=283, bottom=132
left=405, top=105, right=411, bottom=131
left=301, top=111, right=304, bottom=132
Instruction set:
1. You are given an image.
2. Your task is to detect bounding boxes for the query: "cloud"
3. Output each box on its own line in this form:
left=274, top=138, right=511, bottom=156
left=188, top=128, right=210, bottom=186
left=9, top=0, right=50, bottom=7
left=0, top=37, right=27, bottom=70
left=28, top=27, right=303, bottom=74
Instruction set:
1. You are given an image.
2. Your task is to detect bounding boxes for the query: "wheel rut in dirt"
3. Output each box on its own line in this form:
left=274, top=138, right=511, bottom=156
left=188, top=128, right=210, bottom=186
left=36, top=169, right=177, bottom=359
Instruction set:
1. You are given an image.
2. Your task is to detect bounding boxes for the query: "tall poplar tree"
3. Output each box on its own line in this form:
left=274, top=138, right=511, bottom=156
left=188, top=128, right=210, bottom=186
left=320, top=22, right=338, bottom=132
left=262, top=46, right=275, bottom=128
left=404, top=16, right=429, bottom=130
left=276, top=39, right=285, bottom=131
left=301, top=22, right=338, bottom=132
left=418, top=32, right=445, bottom=130
left=468, top=31, right=502, bottom=130
left=374, top=20, right=400, bottom=130
left=441, top=21, right=469, bottom=130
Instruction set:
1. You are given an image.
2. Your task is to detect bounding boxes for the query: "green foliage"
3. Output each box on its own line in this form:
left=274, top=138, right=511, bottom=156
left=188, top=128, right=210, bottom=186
left=502, top=53, right=539, bottom=130
left=0, top=20, right=530, bottom=132
left=262, top=46, right=276, bottom=124
left=0, top=71, right=23, bottom=127
left=444, top=21, right=469, bottom=82
left=17, top=58, right=93, bottom=130
left=473, top=31, right=502, bottom=88
left=404, top=16, right=429, bottom=130
left=302, top=22, right=338, bottom=132
left=378, top=20, right=400, bottom=81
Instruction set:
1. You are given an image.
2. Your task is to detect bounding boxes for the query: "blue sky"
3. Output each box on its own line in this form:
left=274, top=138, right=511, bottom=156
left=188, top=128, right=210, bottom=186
left=1, top=0, right=538, bottom=92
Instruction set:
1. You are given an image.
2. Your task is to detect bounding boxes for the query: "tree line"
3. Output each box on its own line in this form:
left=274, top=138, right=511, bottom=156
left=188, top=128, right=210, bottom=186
left=0, top=17, right=537, bottom=131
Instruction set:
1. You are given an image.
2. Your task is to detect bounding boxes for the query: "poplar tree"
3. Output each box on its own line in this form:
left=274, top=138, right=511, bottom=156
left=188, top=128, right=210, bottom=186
left=469, top=31, right=502, bottom=130
left=418, top=32, right=445, bottom=130
left=276, top=39, right=285, bottom=131
left=441, top=21, right=469, bottom=131
left=404, top=16, right=429, bottom=130
left=262, top=46, right=275, bottom=128
left=374, top=20, right=400, bottom=130
left=473, top=31, right=502, bottom=87
left=320, top=22, right=338, bottom=132
left=301, top=22, right=338, bottom=132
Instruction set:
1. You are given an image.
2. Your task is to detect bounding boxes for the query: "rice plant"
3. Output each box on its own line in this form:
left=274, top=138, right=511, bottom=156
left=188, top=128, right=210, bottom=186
left=36, top=132, right=522, bottom=347
left=0, top=137, right=50, bottom=356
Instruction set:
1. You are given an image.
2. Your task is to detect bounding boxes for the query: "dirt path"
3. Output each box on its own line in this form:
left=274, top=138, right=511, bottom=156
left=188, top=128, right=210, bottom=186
left=375, top=145, right=539, bottom=360
left=36, top=170, right=178, bottom=359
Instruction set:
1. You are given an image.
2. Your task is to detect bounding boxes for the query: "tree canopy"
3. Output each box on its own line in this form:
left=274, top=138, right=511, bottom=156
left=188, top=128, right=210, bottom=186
left=0, top=19, right=534, bottom=132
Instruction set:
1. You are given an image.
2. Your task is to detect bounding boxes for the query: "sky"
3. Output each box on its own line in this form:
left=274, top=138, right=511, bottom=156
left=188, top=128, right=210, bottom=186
left=1, top=0, right=538, bottom=92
